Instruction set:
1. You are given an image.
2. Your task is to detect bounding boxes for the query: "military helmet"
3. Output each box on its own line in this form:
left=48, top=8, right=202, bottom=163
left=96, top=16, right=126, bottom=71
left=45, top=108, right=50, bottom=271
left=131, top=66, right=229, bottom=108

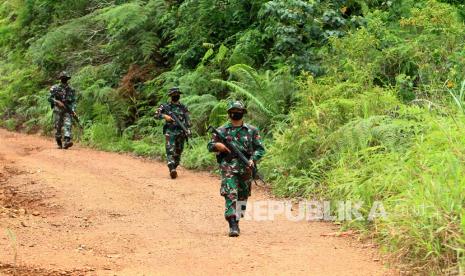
left=168, top=87, right=182, bottom=96
left=58, top=71, right=71, bottom=80
left=227, top=100, right=247, bottom=114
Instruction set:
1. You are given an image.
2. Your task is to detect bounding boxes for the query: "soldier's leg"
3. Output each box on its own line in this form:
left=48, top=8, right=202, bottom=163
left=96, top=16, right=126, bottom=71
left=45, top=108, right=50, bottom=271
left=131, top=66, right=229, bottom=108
left=221, top=174, right=239, bottom=219
left=237, top=172, right=253, bottom=217
left=54, top=110, right=64, bottom=148
left=221, top=172, right=240, bottom=237
left=236, top=173, right=252, bottom=234
left=165, top=132, right=177, bottom=178
left=63, top=113, right=73, bottom=149
left=165, top=132, right=176, bottom=166
left=173, top=134, right=186, bottom=168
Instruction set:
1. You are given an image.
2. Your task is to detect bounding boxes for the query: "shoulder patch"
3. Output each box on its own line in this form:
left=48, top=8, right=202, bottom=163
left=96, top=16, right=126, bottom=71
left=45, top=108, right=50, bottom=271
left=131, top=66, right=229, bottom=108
left=244, top=123, right=258, bottom=132
left=50, top=84, right=60, bottom=92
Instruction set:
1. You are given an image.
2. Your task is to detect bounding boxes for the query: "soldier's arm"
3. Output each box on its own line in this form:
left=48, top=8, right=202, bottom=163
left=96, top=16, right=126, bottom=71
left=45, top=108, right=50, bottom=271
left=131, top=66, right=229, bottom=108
left=154, top=105, right=165, bottom=120
left=251, top=128, right=265, bottom=162
left=184, top=106, right=192, bottom=128
left=208, top=128, right=231, bottom=153
left=207, top=132, right=221, bottom=152
left=70, top=88, right=77, bottom=112
left=48, top=87, right=56, bottom=109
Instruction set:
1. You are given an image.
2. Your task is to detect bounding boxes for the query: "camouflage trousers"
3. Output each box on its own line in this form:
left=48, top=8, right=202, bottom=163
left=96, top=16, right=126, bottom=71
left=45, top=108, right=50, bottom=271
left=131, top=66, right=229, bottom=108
left=54, top=109, right=72, bottom=139
left=165, top=131, right=186, bottom=168
left=220, top=169, right=252, bottom=220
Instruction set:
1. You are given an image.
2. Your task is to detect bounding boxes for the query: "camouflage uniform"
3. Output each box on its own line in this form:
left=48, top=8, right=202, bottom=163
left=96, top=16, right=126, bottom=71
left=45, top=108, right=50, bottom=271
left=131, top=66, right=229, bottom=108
left=48, top=73, right=76, bottom=148
left=155, top=93, right=191, bottom=173
left=207, top=110, right=265, bottom=220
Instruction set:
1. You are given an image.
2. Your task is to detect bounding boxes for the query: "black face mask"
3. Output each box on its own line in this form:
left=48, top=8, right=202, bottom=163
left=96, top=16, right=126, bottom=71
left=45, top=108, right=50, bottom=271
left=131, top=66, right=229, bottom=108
left=171, top=95, right=180, bottom=102
left=229, top=112, right=244, bottom=121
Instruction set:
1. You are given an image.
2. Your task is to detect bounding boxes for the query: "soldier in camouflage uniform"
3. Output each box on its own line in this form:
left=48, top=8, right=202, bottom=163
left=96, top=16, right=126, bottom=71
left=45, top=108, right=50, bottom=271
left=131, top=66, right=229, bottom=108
left=155, top=87, right=192, bottom=179
left=48, top=71, right=77, bottom=149
left=208, top=101, right=265, bottom=237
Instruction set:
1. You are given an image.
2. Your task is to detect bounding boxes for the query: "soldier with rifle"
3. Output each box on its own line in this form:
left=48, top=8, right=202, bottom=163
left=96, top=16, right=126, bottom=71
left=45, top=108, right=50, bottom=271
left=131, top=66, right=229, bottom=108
left=155, top=87, right=192, bottom=179
left=207, top=101, right=265, bottom=237
left=48, top=71, right=78, bottom=149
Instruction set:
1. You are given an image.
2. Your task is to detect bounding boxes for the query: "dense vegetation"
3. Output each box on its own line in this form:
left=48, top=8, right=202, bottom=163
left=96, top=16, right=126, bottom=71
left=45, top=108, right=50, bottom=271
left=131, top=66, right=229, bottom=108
left=1, top=0, right=465, bottom=273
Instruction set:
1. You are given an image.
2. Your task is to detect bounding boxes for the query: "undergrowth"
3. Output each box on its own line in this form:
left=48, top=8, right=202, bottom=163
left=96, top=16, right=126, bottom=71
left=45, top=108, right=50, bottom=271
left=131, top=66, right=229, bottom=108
left=1, top=0, right=465, bottom=273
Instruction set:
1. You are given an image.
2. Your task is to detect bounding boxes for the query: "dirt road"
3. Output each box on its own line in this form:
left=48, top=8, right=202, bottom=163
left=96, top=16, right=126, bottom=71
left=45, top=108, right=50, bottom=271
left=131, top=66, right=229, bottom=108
left=0, top=129, right=390, bottom=275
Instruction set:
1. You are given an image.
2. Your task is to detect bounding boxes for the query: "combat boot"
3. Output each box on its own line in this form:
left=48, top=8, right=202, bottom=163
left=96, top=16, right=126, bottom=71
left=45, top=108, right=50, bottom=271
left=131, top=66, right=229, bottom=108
left=63, top=137, right=73, bottom=149
left=228, top=217, right=239, bottom=237
left=56, top=137, right=63, bottom=149
left=168, top=164, right=177, bottom=179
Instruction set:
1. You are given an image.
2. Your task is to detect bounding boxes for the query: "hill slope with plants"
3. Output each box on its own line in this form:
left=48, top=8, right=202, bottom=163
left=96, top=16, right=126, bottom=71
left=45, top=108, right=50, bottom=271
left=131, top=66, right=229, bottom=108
left=1, top=0, right=465, bottom=273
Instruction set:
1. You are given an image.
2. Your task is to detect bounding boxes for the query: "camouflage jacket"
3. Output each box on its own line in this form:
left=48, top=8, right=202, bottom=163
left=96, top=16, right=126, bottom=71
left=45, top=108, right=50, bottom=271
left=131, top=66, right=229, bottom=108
left=155, top=102, right=192, bottom=134
left=208, top=122, right=265, bottom=173
left=48, top=83, right=77, bottom=112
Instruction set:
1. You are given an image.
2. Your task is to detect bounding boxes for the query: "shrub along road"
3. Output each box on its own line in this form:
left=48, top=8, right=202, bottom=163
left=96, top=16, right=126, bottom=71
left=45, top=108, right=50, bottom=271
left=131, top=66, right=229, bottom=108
left=0, top=129, right=390, bottom=275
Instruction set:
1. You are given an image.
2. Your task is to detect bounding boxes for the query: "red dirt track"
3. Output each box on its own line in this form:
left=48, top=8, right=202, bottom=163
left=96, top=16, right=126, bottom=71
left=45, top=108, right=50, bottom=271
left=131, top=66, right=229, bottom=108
left=0, top=129, right=391, bottom=275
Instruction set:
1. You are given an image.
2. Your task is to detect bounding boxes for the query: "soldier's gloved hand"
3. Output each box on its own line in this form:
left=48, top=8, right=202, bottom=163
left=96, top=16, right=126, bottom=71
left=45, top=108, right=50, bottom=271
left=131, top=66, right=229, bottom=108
left=186, top=129, right=192, bottom=137
left=215, top=143, right=231, bottom=153
left=248, top=160, right=255, bottom=168
left=164, top=115, right=174, bottom=122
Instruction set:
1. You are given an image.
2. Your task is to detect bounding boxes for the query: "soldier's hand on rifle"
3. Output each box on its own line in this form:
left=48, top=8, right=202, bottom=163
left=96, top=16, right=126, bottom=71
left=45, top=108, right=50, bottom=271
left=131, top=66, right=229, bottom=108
left=186, top=129, right=192, bottom=137
left=56, top=100, right=65, bottom=108
left=248, top=160, right=255, bottom=168
left=215, top=143, right=231, bottom=153
left=164, top=114, right=174, bottom=122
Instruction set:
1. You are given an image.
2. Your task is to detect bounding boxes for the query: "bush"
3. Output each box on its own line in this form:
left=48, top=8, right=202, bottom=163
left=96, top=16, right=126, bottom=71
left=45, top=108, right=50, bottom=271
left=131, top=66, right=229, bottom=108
left=260, top=3, right=465, bottom=269
left=182, top=137, right=217, bottom=170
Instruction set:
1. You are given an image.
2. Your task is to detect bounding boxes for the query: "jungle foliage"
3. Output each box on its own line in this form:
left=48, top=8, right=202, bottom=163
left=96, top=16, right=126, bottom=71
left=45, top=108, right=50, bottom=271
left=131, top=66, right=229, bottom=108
left=1, top=0, right=465, bottom=273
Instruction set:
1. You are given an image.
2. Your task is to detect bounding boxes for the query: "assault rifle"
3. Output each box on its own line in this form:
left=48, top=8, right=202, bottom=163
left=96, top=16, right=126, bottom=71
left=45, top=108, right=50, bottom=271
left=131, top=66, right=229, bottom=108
left=53, top=99, right=83, bottom=129
left=207, top=126, right=265, bottom=192
left=161, top=104, right=192, bottom=144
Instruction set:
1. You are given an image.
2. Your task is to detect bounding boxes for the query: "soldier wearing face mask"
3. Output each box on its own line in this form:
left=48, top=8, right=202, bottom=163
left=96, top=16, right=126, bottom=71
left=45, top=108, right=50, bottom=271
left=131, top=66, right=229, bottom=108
left=48, top=71, right=77, bottom=149
left=207, top=101, right=265, bottom=237
left=155, top=87, right=192, bottom=179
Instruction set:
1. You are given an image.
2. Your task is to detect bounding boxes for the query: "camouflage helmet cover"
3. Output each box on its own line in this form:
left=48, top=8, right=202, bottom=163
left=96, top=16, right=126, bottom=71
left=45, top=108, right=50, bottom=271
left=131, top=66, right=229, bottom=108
left=227, top=100, right=247, bottom=113
left=58, top=71, right=71, bottom=80
left=168, top=87, right=182, bottom=95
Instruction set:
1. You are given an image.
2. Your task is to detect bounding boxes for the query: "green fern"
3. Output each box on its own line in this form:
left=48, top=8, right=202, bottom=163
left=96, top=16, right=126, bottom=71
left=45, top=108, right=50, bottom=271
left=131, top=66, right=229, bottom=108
left=182, top=94, right=219, bottom=134
left=214, top=79, right=274, bottom=117
left=96, top=3, right=147, bottom=38
left=213, top=64, right=296, bottom=131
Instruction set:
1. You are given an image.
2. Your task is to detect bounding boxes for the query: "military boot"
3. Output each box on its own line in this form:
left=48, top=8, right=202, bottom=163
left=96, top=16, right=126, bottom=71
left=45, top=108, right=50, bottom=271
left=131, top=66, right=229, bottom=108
left=228, top=217, right=239, bottom=237
left=168, top=164, right=177, bottom=179
left=56, top=137, right=63, bottom=149
left=63, top=137, right=73, bottom=149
